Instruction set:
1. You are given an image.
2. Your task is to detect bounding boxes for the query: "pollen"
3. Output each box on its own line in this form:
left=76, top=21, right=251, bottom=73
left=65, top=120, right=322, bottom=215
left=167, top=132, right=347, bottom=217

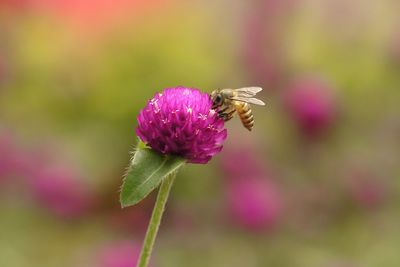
left=198, top=113, right=208, bottom=120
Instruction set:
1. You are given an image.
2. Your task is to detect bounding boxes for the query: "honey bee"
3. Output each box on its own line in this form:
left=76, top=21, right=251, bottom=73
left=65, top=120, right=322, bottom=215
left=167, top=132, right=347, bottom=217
left=210, top=87, right=265, bottom=131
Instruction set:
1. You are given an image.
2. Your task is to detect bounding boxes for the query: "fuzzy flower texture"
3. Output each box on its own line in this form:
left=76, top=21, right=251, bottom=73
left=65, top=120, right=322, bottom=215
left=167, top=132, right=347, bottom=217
left=136, top=87, right=227, bottom=164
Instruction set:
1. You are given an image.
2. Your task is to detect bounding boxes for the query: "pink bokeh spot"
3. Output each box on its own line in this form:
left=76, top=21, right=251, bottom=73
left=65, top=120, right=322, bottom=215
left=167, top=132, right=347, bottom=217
left=221, top=146, right=264, bottom=178
left=227, top=178, right=282, bottom=231
left=284, top=77, right=338, bottom=139
left=98, top=241, right=141, bottom=267
left=0, top=132, right=34, bottom=183
left=349, top=174, right=387, bottom=211
left=31, top=166, right=94, bottom=218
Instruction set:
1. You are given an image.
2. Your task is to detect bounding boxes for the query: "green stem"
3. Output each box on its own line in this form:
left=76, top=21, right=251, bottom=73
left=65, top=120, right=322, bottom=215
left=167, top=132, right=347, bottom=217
left=136, top=172, right=176, bottom=267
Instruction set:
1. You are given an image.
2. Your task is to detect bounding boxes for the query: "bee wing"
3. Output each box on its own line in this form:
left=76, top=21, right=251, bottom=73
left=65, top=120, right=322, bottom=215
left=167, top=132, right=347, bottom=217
left=234, top=87, right=263, bottom=97
left=231, top=96, right=266, bottom=106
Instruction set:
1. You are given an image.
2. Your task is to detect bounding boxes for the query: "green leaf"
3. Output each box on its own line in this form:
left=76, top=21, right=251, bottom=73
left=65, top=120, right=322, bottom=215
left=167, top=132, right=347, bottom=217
left=120, top=142, right=186, bottom=208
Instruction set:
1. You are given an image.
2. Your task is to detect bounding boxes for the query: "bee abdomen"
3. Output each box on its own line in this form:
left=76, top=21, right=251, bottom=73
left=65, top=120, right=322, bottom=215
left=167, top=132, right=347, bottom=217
left=237, top=103, right=255, bottom=131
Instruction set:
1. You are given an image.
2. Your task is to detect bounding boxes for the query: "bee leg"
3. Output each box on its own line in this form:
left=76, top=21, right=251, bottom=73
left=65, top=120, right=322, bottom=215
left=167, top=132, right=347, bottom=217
left=220, top=109, right=235, bottom=122
left=218, top=106, right=229, bottom=113
left=217, top=112, right=229, bottom=121
left=218, top=112, right=228, bottom=120
left=217, top=108, right=228, bottom=119
left=225, top=110, right=236, bottom=121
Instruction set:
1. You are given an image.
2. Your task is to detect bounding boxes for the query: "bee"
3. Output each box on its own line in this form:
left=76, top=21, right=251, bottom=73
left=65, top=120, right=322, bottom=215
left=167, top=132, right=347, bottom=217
left=210, top=87, right=265, bottom=131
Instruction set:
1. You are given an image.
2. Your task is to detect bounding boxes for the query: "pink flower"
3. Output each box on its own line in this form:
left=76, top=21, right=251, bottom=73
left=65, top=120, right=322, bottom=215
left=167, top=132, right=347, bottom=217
left=226, top=177, right=282, bottom=231
left=137, top=87, right=227, bottom=164
left=98, top=241, right=141, bottom=267
left=31, top=165, right=94, bottom=218
left=284, top=77, right=338, bottom=139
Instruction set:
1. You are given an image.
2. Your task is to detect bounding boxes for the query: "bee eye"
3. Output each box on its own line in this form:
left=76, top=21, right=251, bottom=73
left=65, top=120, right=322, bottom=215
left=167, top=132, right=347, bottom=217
left=215, top=95, right=222, bottom=103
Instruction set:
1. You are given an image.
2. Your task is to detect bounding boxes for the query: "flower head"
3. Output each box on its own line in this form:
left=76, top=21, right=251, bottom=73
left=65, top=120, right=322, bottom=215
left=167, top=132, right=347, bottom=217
left=136, top=87, right=227, bottom=164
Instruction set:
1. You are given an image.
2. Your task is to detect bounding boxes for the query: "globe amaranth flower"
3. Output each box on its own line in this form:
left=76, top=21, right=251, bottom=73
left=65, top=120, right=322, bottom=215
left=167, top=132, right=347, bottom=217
left=136, top=86, right=227, bottom=164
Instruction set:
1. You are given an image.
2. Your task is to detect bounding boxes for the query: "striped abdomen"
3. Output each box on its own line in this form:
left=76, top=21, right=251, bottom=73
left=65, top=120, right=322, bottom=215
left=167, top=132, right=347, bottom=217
left=235, top=101, right=254, bottom=131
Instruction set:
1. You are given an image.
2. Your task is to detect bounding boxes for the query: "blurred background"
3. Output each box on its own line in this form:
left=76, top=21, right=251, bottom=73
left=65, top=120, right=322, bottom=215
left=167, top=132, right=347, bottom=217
left=1, top=0, right=399, bottom=266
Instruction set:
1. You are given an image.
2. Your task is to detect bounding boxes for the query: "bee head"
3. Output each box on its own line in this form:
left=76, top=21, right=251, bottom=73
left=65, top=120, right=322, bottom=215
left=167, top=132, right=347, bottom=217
left=211, top=90, right=224, bottom=109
